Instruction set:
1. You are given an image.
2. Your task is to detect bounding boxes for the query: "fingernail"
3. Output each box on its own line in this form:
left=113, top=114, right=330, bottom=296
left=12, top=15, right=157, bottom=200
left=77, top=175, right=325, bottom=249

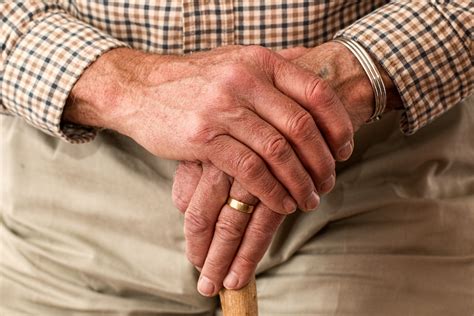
left=197, top=275, right=215, bottom=297
left=319, top=175, right=335, bottom=194
left=303, top=191, right=320, bottom=211
left=283, top=196, right=297, bottom=213
left=223, top=271, right=239, bottom=289
left=338, top=141, right=353, bottom=161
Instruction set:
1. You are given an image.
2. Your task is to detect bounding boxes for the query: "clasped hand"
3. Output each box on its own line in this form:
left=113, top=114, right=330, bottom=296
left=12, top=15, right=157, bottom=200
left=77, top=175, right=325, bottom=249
left=66, top=41, right=378, bottom=298
left=169, top=46, right=360, bottom=297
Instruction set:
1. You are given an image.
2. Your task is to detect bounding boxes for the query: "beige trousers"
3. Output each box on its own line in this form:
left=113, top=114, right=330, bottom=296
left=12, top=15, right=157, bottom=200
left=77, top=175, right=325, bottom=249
left=1, top=97, right=473, bottom=315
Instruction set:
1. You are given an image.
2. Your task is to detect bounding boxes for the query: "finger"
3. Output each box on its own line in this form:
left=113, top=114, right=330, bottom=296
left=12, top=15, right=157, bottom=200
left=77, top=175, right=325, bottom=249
left=208, top=134, right=297, bottom=214
left=301, top=79, right=354, bottom=161
left=172, top=161, right=203, bottom=213
left=223, top=204, right=284, bottom=290
left=271, top=57, right=354, bottom=161
left=275, top=47, right=310, bottom=60
left=197, top=181, right=257, bottom=297
left=251, top=87, right=335, bottom=195
left=224, top=107, right=317, bottom=211
left=184, top=164, right=231, bottom=269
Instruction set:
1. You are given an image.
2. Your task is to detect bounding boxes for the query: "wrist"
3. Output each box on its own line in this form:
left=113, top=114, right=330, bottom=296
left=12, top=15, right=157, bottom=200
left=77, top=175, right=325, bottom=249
left=63, top=47, right=158, bottom=135
left=294, top=41, right=402, bottom=131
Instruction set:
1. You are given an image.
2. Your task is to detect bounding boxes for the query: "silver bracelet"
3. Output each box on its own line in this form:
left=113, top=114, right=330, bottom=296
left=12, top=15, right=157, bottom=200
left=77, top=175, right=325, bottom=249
left=333, top=37, right=387, bottom=123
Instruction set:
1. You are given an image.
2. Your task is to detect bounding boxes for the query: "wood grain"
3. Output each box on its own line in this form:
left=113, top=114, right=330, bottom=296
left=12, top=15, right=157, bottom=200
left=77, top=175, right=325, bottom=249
left=219, top=276, right=258, bottom=316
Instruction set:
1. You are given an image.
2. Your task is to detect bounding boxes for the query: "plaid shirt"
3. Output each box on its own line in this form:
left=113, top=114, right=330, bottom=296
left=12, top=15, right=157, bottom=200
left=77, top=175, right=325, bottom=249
left=1, top=1, right=472, bottom=143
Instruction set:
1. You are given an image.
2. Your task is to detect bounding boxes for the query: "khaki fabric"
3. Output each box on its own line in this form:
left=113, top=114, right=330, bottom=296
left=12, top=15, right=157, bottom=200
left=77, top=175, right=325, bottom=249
left=1, top=97, right=474, bottom=315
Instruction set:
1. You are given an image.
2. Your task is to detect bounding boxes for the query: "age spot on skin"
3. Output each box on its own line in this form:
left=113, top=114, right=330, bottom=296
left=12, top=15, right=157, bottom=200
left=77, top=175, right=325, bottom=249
left=319, top=66, right=329, bottom=79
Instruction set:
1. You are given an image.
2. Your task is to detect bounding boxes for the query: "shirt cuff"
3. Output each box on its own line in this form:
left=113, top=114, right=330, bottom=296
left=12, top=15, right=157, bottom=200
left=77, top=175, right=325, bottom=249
left=335, top=2, right=473, bottom=135
left=1, top=10, right=128, bottom=143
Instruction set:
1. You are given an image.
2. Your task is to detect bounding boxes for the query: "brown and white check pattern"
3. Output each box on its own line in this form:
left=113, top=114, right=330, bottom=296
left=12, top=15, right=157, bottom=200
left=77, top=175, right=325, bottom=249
left=1, top=1, right=472, bottom=142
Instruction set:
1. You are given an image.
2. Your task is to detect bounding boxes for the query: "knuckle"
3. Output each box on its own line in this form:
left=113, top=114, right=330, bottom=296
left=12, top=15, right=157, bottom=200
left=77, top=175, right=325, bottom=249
left=186, top=116, right=221, bottom=146
left=242, top=45, right=276, bottom=77
left=220, top=63, right=251, bottom=85
left=306, top=77, right=335, bottom=107
left=203, top=166, right=231, bottom=189
left=243, top=45, right=271, bottom=59
left=247, top=221, right=275, bottom=242
left=203, top=256, right=227, bottom=275
left=208, top=88, right=234, bottom=108
left=305, top=76, right=324, bottom=103
left=295, top=176, right=315, bottom=197
left=227, top=107, right=253, bottom=125
left=258, top=178, right=285, bottom=204
left=287, top=111, right=317, bottom=141
left=327, top=154, right=337, bottom=170
left=215, top=217, right=245, bottom=244
left=323, top=154, right=336, bottom=171
left=317, top=156, right=336, bottom=180
left=172, top=193, right=188, bottom=214
left=263, top=135, right=292, bottom=163
left=235, top=253, right=259, bottom=271
left=184, top=210, right=212, bottom=238
left=332, top=124, right=353, bottom=146
left=185, top=247, right=204, bottom=268
left=234, top=152, right=265, bottom=181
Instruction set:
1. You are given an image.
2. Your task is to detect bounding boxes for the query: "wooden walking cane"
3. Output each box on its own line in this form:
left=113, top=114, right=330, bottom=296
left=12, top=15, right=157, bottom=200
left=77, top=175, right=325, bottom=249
left=219, top=275, right=258, bottom=316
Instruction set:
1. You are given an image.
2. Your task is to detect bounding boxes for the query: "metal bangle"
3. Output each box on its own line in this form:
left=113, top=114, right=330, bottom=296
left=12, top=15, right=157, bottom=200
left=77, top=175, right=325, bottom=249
left=333, top=37, right=387, bottom=123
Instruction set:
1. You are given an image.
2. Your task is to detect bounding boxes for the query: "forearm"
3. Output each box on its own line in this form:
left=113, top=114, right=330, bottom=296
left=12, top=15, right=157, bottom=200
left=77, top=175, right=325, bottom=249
left=0, top=1, right=126, bottom=142
left=63, top=48, right=150, bottom=135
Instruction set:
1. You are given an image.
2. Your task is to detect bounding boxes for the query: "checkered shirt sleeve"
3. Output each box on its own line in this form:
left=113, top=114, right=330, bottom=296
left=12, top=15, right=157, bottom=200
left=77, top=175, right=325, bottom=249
left=337, top=0, right=473, bottom=134
left=0, top=2, right=127, bottom=143
left=1, top=1, right=472, bottom=142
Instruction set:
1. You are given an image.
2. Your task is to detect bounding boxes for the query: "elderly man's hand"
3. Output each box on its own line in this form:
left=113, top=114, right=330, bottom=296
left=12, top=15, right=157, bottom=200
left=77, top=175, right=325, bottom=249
left=172, top=42, right=402, bottom=296
left=173, top=161, right=285, bottom=297
left=65, top=45, right=355, bottom=214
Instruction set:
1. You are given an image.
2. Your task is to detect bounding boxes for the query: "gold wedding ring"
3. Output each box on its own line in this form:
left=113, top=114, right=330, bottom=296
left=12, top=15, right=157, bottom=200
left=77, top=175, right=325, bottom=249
left=226, top=197, right=255, bottom=214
